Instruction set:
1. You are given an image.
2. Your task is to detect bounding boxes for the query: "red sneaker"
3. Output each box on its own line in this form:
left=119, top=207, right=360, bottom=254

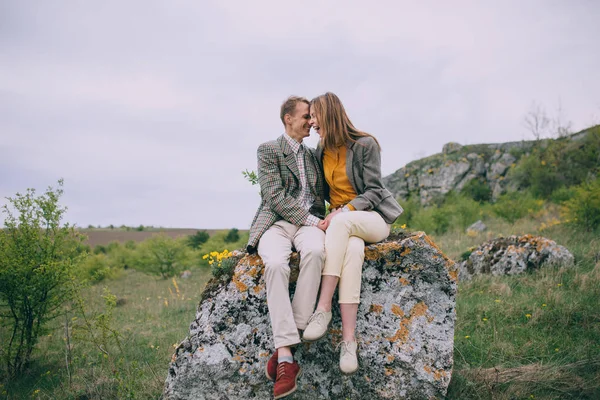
left=273, top=361, right=301, bottom=399
left=265, top=350, right=278, bottom=381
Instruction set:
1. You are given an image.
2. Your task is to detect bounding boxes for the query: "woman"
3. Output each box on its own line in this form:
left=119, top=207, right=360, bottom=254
left=303, top=92, right=403, bottom=374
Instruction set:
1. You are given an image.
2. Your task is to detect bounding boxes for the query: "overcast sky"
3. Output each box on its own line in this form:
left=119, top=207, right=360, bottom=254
left=1, top=1, right=599, bottom=229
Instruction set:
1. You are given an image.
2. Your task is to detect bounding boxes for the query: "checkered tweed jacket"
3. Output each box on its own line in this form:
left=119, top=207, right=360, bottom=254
left=247, top=135, right=326, bottom=253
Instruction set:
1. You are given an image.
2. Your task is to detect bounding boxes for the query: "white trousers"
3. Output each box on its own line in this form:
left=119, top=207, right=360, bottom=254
left=323, top=211, right=390, bottom=303
left=258, top=220, right=326, bottom=349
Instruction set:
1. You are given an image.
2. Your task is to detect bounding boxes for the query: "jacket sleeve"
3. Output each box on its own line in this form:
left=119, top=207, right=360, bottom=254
left=348, top=137, right=390, bottom=211
left=257, top=143, right=314, bottom=226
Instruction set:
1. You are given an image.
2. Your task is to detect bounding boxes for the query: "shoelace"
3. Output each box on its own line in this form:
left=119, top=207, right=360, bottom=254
left=336, top=341, right=356, bottom=356
left=277, top=363, right=286, bottom=378
left=307, top=310, right=326, bottom=325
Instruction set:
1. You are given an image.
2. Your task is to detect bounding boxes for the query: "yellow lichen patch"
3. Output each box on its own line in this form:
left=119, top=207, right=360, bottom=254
left=171, top=354, right=177, bottom=362
left=423, top=365, right=432, bottom=373
left=242, top=254, right=264, bottom=267
left=434, top=369, right=448, bottom=380
left=259, top=352, right=269, bottom=358
left=246, top=266, right=259, bottom=278
left=239, top=367, right=247, bottom=374
left=233, top=355, right=243, bottom=362
left=197, top=347, right=204, bottom=352
left=411, top=302, right=428, bottom=317
left=399, top=277, right=409, bottom=286
left=364, top=375, right=371, bottom=382
left=427, top=315, right=434, bottom=323
left=401, top=247, right=412, bottom=257
left=391, top=304, right=405, bottom=317
left=386, top=321, right=409, bottom=343
left=232, top=276, right=248, bottom=293
left=448, top=269, right=458, bottom=282
left=370, top=304, right=383, bottom=314
left=385, top=367, right=394, bottom=376
left=387, top=354, right=395, bottom=362
left=253, top=285, right=262, bottom=294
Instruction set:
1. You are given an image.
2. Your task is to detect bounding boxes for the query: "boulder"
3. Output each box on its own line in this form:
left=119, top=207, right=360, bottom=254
left=164, top=232, right=458, bottom=400
left=466, top=220, right=487, bottom=234
left=458, top=234, right=574, bottom=281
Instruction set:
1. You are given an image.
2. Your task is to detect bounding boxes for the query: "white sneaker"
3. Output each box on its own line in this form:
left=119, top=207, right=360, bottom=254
left=302, top=310, right=332, bottom=342
left=338, top=340, right=358, bottom=375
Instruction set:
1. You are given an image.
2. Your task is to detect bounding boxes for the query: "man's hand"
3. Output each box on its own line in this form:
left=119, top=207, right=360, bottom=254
left=317, top=219, right=329, bottom=231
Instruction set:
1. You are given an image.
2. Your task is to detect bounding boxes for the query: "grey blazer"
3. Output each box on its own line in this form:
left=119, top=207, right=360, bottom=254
left=316, top=136, right=403, bottom=224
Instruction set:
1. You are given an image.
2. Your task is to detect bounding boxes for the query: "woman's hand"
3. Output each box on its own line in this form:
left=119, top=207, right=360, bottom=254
left=325, top=208, right=343, bottom=224
left=317, top=219, right=330, bottom=231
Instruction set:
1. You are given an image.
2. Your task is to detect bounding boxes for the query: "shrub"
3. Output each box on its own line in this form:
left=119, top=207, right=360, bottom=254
left=562, top=178, right=600, bottom=232
left=0, top=180, right=85, bottom=376
left=460, top=178, right=492, bottom=203
left=133, top=235, right=194, bottom=278
left=394, top=196, right=421, bottom=228
left=224, top=228, right=240, bottom=243
left=188, top=230, right=210, bottom=249
left=492, top=191, right=543, bottom=224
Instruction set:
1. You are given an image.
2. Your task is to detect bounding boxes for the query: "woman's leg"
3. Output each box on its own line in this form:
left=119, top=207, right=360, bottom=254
left=314, top=275, right=339, bottom=312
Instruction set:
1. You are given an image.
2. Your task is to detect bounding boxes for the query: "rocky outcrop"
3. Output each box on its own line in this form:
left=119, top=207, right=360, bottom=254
left=383, top=140, right=531, bottom=205
left=458, top=234, right=574, bottom=281
left=164, top=232, right=458, bottom=400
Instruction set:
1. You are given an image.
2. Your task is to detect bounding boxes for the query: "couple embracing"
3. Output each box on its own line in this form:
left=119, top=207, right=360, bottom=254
left=246, top=93, right=403, bottom=399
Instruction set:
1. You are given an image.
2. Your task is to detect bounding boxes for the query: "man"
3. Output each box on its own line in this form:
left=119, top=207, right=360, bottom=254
left=247, top=96, right=328, bottom=399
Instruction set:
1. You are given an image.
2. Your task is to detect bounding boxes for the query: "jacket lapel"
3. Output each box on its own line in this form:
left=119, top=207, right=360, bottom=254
left=278, top=135, right=300, bottom=183
left=346, top=141, right=358, bottom=192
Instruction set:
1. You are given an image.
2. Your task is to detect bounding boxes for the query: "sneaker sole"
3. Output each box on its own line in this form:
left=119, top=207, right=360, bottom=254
left=302, top=330, right=328, bottom=342
left=273, top=367, right=302, bottom=399
left=340, top=365, right=358, bottom=375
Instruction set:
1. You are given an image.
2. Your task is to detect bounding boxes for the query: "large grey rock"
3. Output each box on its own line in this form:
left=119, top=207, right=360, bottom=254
left=164, top=232, right=458, bottom=399
left=458, top=234, right=574, bottom=281
left=466, top=220, right=487, bottom=233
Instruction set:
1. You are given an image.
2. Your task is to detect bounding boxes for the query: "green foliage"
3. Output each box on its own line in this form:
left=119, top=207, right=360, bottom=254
left=510, top=127, right=600, bottom=197
left=562, top=177, right=600, bottom=232
left=211, top=256, right=237, bottom=280
left=0, top=180, right=85, bottom=377
left=550, top=186, right=576, bottom=204
left=394, top=196, right=420, bottom=227
left=132, top=235, right=194, bottom=279
left=135, top=225, right=144, bottom=231
left=224, top=228, right=240, bottom=243
left=77, top=253, right=113, bottom=282
left=187, top=230, right=210, bottom=249
left=460, top=178, right=492, bottom=203
left=492, top=191, right=543, bottom=224
left=242, top=169, right=259, bottom=185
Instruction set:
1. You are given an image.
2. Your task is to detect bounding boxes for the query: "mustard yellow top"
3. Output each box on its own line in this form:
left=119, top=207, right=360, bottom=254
left=323, top=146, right=357, bottom=210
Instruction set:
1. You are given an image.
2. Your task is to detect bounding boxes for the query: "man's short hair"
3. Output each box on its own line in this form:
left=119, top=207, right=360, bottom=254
left=280, top=96, right=309, bottom=126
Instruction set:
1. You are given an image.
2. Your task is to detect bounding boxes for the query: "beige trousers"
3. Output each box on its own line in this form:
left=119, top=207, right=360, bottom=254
left=323, top=211, right=390, bottom=304
left=258, top=220, right=326, bottom=349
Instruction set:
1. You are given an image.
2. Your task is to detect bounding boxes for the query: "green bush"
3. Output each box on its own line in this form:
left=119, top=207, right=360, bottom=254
left=0, top=180, right=85, bottom=376
left=492, top=191, right=543, bottom=224
left=563, top=178, right=600, bottom=232
left=461, top=178, right=492, bottom=203
left=132, top=235, right=195, bottom=278
left=394, top=196, right=421, bottom=228
left=188, top=230, right=210, bottom=249
left=224, top=228, right=240, bottom=243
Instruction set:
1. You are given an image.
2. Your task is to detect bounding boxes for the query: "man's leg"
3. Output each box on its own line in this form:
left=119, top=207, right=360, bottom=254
left=291, top=226, right=326, bottom=330
left=257, top=221, right=301, bottom=350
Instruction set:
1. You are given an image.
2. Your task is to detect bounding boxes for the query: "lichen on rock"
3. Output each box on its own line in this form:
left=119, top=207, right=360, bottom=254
left=458, top=234, right=574, bottom=281
left=164, top=232, right=457, bottom=399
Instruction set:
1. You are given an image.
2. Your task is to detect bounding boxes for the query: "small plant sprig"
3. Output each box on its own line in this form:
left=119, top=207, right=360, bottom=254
left=242, top=169, right=258, bottom=186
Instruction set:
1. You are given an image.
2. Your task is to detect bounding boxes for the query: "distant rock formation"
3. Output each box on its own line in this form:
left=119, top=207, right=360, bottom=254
left=458, top=234, right=574, bottom=281
left=164, top=232, right=458, bottom=400
left=383, top=128, right=596, bottom=206
left=466, top=220, right=487, bottom=234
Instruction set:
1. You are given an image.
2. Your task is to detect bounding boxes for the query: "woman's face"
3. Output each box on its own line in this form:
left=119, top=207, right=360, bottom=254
left=309, top=108, right=323, bottom=138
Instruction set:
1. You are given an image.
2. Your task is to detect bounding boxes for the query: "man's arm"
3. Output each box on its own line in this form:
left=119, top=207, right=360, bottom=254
left=257, top=143, right=319, bottom=227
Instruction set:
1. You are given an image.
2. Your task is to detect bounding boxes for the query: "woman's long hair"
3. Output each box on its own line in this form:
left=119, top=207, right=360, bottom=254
left=310, top=92, right=380, bottom=152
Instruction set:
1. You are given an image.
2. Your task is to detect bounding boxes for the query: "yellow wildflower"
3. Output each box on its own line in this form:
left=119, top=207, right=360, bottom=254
left=401, top=224, right=407, bottom=229
left=482, top=318, right=488, bottom=322
left=542, top=304, right=547, bottom=307
left=464, top=335, right=470, bottom=339
left=525, top=314, right=532, bottom=318
left=202, top=254, right=209, bottom=260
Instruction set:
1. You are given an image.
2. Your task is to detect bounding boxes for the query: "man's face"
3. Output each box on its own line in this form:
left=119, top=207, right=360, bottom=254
left=287, top=102, right=311, bottom=141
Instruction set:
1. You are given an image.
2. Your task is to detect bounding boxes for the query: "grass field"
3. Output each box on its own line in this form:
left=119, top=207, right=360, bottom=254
left=79, top=228, right=249, bottom=247
left=2, top=216, right=599, bottom=399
